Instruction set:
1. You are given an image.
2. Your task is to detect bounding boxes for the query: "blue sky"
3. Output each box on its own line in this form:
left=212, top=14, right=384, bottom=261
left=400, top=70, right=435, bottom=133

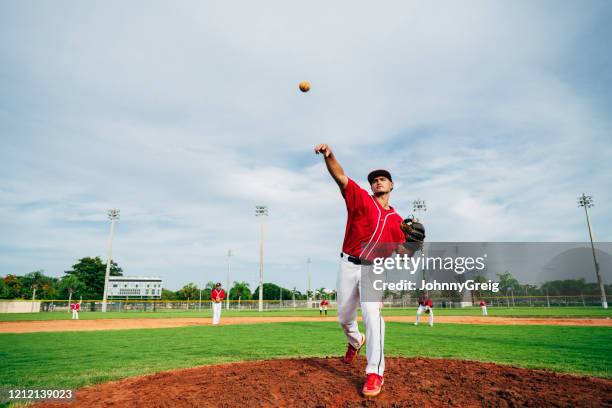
left=1, top=1, right=611, bottom=291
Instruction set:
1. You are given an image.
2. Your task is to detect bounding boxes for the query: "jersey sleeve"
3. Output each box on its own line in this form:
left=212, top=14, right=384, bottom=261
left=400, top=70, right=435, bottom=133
left=342, top=178, right=369, bottom=213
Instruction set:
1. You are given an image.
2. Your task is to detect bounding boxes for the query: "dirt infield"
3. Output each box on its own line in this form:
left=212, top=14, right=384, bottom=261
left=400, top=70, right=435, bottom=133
left=35, top=357, right=612, bottom=408
left=1, top=315, right=611, bottom=333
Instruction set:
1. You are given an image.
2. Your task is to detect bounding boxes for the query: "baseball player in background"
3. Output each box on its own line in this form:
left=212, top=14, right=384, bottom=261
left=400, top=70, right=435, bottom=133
left=415, top=293, right=434, bottom=326
left=315, top=143, right=411, bottom=398
left=319, top=298, right=329, bottom=316
left=70, top=301, right=80, bottom=320
left=480, top=300, right=488, bottom=316
left=211, top=283, right=225, bottom=325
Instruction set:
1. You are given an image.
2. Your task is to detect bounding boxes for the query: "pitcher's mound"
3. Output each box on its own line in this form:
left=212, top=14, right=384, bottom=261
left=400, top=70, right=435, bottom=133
left=38, top=357, right=611, bottom=407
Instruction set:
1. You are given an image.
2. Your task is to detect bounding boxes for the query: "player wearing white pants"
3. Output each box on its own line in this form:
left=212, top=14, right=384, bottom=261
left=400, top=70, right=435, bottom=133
left=212, top=301, right=222, bottom=324
left=415, top=296, right=433, bottom=326
left=480, top=300, right=488, bottom=316
left=315, top=143, right=409, bottom=398
left=211, top=283, right=226, bottom=325
left=337, top=255, right=385, bottom=376
left=70, top=302, right=80, bottom=320
left=319, top=299, right=329, bottom=315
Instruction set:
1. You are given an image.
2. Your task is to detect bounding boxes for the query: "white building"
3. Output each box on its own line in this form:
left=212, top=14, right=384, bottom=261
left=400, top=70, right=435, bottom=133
left=108, top=276, right=163, bottom=299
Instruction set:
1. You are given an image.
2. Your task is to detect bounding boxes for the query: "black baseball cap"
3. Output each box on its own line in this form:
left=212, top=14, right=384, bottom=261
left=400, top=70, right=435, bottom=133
left=367, top=169, right=392, bottom=184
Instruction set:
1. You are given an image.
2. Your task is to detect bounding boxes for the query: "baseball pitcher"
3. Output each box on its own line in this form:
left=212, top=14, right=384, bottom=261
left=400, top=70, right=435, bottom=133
left=315, top=143, right=425, bottom=397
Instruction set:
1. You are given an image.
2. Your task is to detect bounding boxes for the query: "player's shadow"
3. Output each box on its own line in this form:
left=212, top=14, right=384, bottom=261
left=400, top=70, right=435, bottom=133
left=301, top=357, right=364, bottom=393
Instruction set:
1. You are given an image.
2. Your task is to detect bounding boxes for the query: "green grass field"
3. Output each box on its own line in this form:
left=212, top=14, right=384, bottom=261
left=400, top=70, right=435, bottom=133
left=1, top=321, right=610, bottom=398
left=1, top=306, right=611, bottom=321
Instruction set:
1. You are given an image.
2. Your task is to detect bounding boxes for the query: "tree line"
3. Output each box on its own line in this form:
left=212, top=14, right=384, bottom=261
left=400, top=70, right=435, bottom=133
left=163, top=281, right=324, bottom=302
left=383, top=271, right=611, bottom=302
left=2, top=258, right=609, bottom=302
left=1, top=257, right=122, bottom=300
left=0, top=257, right=334, bottom=301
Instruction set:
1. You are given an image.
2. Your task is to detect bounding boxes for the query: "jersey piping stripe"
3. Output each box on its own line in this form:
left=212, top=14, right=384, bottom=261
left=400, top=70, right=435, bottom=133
left=362, top=210, right=396, bottom=260
left=368, top=212, right=395, bottom=259
left=360, top=195, right=394, bottom=258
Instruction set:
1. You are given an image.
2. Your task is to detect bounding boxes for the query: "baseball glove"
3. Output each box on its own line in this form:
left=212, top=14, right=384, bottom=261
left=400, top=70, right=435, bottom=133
left=425, top=308, right=431, bottom=314
left=400, top=217, right=426, bottom=250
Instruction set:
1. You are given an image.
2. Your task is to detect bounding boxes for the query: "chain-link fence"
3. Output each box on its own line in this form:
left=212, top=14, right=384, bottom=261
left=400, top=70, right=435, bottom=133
left=14, top=293, right=608, bottom=313
left=34, top=299, right=324, bottom=312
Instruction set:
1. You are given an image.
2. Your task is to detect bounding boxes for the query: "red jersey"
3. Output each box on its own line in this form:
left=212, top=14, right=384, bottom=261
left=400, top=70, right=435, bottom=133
left=480, top=301, right=486, bottom=307
left=70, top=303, right=80, bottom=311
left=320, top=300, right=329, bottom=307
left=211, top=288, right=225, bottom=302
left=419, top=299, right=432, bottom=307
left=341, top=178, right=404, bottom=260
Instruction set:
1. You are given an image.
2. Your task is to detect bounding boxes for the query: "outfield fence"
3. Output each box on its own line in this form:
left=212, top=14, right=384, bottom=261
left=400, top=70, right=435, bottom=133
left=2, top=294, right=608, bottom=313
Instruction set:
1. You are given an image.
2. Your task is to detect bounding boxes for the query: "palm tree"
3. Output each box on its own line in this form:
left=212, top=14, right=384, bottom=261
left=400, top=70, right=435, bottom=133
left=22, top=270, right=47, bottom=299
left=315, top=287, right=326, bottom=300
left=60, top=276, right=85, bottom=312
left=229, top=281, right=251, bottom=300
left=472, top=274, right=488, bottom=301
left=178, top=283, right=199, bottom=301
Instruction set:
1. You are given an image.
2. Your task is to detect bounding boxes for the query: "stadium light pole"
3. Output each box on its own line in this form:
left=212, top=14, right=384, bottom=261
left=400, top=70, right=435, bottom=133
left=102, top=209, right=120, bottom=313
left=578, top=194, right=608, bottom=309
left=307, top=257, right=312, bottom=308
left=199, top=283, right=202, bottom=311
left=255, top=205, right=268, bottom=312
left=413, top=198, right=427, bottom=222
left=226, top=249, right=232, bottom=310
left=413, top=199, right=427, bottom=283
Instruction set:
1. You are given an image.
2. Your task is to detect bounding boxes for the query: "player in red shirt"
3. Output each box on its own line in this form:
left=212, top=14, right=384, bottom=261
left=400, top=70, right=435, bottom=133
left=480, top=300, right=488, bottom=316
left=319, top=298, right=329, bottom=316
left=211, top=283, right=225, bottom=325
left=415, top=293, right=434, bottom=326
left=315, top=143, right=407, bottom=398
left=70, top=302, right=80, bottom=320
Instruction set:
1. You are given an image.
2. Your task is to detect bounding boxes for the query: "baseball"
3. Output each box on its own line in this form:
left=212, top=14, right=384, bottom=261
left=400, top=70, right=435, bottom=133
left=299, top=80, right=311, bottom=92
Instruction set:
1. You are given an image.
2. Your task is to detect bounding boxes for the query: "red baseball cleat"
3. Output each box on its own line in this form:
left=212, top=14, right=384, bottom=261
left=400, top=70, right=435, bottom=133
left=342, top=334, right=365, bottom=364
left=362, top=373, right=384, bottom=397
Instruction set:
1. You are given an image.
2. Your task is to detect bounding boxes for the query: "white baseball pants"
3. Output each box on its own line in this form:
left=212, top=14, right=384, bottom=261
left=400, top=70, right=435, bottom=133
left=72, top=310, right=79, bottom=320
left=481, top=306, right=488, bottom=316
left=212, top=302, right=222, bottom=325
left=337, top=255, right=385, bottom=376
left=415, top=306, right=433, bottom=326
left=415, top=305, right=424, bottom=324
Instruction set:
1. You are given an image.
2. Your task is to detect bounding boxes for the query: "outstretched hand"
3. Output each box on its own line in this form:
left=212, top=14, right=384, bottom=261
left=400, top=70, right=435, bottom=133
left=314, top=144, right=332, bottom=158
